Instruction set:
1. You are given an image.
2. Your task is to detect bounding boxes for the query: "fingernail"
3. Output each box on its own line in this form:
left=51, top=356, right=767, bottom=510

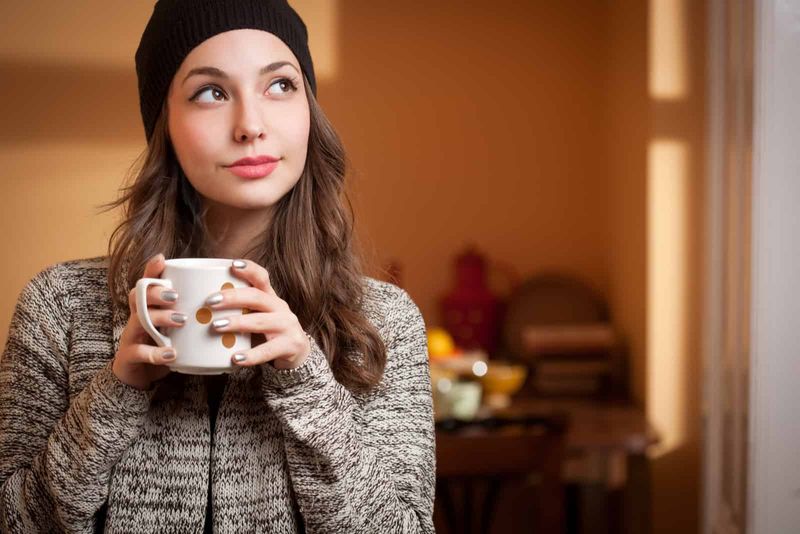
left=212, top=318, right=230, bottom=329
left=171, top=312, right=187, bottom=324
left=233, top=353, right=247, bottom=363
left=206, top=292, right=223, bottom=305
left=162, top=349, right=176, bottom=360
left=162, top=290, right=178, bottom=302
left=232, top=259, right=246, bottom=269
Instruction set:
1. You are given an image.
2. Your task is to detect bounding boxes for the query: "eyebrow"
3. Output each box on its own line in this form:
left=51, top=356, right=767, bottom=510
left=181, top=61, right=299, bottom=86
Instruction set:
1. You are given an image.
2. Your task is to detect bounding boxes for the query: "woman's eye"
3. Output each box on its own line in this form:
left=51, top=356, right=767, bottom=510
left=192, top=86, right=226, bottom=103
left=268, top=78, right=298, bottom=95
left=190, top=78, right=297, bottom=102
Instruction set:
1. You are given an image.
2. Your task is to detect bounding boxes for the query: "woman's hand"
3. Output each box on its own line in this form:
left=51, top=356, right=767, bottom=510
left=207, top=259, right=311, bottom=370
left=112, top=253, right=186, bottom=390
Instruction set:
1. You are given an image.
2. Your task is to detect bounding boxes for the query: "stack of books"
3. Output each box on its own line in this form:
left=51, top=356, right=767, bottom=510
left=520, top=323, right=626, bottom=398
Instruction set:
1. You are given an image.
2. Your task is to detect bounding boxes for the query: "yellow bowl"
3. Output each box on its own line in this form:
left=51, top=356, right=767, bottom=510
left=480, top=363, right=528, bottom=396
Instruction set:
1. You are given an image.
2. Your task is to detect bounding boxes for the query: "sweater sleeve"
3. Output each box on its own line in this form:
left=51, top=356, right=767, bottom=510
left=0, top=266, right=156, bottom=533
left=260, top=287, right=436, bottom=534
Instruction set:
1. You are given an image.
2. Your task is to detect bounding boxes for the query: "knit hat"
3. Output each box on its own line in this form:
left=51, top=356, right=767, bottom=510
left=135, top=0, right=316, bottom=142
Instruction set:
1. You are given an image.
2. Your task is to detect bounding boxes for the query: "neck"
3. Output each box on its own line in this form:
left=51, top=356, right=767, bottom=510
left=204, top=201, right=273, bottom=260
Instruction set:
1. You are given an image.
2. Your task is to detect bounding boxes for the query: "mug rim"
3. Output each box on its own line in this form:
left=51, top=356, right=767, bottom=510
left=164, top=258, right=233, bottom=269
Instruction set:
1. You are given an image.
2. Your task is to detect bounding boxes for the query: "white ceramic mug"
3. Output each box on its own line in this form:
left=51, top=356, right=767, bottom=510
left=135, top=258, right=252, bottom=375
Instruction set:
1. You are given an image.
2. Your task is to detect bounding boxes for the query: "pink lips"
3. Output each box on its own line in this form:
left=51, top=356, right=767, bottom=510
left=225, top=155, right=280, bottom=179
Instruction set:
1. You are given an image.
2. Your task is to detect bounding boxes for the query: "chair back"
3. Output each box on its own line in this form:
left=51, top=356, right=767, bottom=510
left=434, top=415, right=568, bottom=534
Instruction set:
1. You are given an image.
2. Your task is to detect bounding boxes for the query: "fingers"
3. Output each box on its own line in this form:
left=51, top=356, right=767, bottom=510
left=210, top=311, right=289, bottom=335
left=131, top=308, right=187, bottom=337
left=205, top=286, right=287, bottom=313
left=118, top=343, right=177, bottom=367
left=128, top=252, right=174, bottom=314
left=229, top=259, right=274, bottom=294
left=120, top=306, right=187, bottom=346
left=128, top=253, right=176, bottom=315
left=115, top=253, right=178, bottom=382
left=143, top=252, right=166, bottom=278
left=230, top=335, right=299, bottom=367
left=129, top=285, right=179, bottom=313
left=149, top=308, right=187, bottom=328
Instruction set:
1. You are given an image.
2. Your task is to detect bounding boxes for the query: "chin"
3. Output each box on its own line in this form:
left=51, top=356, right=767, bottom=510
left=229, top=192, right=286, bottom=210
left=224, top=198, right=278, bottom=211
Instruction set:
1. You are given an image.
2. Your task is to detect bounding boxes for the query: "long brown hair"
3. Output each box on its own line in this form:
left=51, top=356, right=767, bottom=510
left=98, top=76, right=387, bottom=394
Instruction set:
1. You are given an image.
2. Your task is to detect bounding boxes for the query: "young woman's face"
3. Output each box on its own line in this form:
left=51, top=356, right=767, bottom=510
left=166, top=29, right=310, bottom=214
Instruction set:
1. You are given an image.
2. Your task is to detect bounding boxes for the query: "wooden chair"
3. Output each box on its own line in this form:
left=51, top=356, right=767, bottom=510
left=434, top=414, right=568, bottom=534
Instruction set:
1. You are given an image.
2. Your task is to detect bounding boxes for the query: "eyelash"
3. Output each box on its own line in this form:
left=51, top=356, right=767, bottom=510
left=189, top=77, right=299, bottom=102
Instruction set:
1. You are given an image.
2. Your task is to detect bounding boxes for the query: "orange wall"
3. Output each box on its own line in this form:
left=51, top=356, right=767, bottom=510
left=606, top=0, right=649, bottom=409
left=329, top=0, right=611, bottom=322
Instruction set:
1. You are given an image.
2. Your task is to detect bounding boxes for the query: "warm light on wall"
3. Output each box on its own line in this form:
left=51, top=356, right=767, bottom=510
left=291, top=0, right=339, bottom=81
left=648, top=0, right=688, bottom=100
left=647, top=139, right=690, bottom=457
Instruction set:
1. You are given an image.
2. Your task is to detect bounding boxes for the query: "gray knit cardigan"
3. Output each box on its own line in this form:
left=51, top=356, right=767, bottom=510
left=0, top=256, right=435, bottom=532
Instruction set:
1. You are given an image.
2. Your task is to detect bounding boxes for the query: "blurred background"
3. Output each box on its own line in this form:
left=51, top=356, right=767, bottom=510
left=0, top=1, right=775, bottom=533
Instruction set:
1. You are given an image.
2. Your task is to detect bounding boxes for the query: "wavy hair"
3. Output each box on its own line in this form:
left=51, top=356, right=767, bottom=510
left=98, top=76, right=387, bottom=394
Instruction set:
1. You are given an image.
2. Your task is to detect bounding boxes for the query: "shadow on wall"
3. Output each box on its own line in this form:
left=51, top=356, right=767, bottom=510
left=0, top=61, right=142, bottom=145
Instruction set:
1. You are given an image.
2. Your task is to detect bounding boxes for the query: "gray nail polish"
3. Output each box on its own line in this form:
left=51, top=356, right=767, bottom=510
left=171, top=312, right=187, bottom=324
left=206, top=292, right=223, bottom=305
left=233, top=353, right=247, bottom=362
left=162, top=350, right=176, bottom=360
left=212, top=318, right=230, bottom=329
left=162, top=290, right=178, bottom=302
left=233, top=259, right=247, bottom=269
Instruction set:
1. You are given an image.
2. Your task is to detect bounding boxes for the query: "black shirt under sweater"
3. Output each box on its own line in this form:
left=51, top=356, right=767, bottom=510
left=203, top=374, right=228, bottom=533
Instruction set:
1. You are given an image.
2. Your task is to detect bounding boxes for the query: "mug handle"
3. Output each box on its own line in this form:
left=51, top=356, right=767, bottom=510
left=135, top=278, right=173, bottom=348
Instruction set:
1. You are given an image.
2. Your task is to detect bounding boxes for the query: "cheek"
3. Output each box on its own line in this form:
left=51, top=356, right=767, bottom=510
left=170, top=116, right=218, bottom=167
left=283, top=109, right=311, bottom=160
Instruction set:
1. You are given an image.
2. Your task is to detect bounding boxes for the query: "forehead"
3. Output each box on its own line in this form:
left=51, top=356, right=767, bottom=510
left=176, top=28, right=299, bottom=75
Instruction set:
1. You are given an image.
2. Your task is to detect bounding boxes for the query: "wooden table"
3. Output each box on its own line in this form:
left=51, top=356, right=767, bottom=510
left=436, top=396, right=660, bottom=534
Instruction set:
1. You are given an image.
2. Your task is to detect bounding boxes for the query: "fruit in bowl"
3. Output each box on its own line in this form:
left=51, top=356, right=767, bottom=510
left=479, top=362, right=528, bottom=409
left=427, top=327, right=462, bottom=359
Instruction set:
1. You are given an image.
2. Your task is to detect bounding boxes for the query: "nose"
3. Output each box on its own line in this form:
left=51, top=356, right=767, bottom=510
left=232, top=96, right=266, bottom=143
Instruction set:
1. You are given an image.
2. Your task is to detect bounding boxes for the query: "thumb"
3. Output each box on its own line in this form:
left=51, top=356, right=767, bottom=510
left=143, top=252, right=166, bottom=278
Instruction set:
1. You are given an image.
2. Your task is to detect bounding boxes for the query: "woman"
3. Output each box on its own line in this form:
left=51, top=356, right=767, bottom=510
left=0, top=1, right=435, bottom=532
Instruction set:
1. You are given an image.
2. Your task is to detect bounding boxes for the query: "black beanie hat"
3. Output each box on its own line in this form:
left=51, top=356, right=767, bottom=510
left=135, top=0, right=316, bottom=142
